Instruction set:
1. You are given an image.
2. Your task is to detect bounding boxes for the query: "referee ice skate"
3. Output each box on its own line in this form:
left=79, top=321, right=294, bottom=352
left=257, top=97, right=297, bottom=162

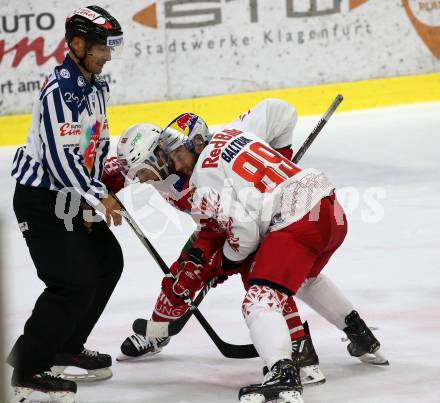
left=7, top=6, right=124, bottom=403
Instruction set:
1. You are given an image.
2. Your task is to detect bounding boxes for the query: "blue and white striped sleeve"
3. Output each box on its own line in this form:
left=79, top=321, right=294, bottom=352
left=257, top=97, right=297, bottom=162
left=40, top=88, right=107, bottom=208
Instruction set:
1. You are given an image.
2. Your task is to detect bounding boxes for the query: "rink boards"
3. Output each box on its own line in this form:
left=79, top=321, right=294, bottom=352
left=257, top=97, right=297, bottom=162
left=0, top=71, right=439, bottom=147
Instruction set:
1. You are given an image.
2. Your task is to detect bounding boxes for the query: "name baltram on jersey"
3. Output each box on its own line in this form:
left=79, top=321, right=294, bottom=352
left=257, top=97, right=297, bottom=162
left=190, top=128, right=335, bottom=262
left=11, top=54, right=111, bottom=208
left=159, top=98, right=299, bottom=214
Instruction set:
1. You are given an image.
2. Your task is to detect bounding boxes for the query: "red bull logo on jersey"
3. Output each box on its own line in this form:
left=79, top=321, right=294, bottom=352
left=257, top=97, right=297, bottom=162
left=201, top=129, right=243, bottom=169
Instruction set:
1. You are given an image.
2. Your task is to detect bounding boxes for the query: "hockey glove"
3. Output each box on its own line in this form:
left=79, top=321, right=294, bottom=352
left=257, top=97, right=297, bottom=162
left=275, top=146, right=293, bottom=160
left=162, top=249, right=205, bottom=306
left=204, top=249, right=243, bottom=287
left=102, top=156, right=126, bottom=194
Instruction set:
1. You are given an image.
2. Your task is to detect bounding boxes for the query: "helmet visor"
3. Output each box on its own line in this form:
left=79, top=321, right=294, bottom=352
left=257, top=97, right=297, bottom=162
left=106, top=34, right=124, bottom=58
left=88, top=35, right=124, bottom=59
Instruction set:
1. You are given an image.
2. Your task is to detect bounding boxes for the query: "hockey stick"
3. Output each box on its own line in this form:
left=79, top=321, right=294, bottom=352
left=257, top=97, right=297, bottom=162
left=292, top=94, right=343, bottom=164
left=145, top=94, right=345, bottom=338
left=112, top=192, right=258, bottom=359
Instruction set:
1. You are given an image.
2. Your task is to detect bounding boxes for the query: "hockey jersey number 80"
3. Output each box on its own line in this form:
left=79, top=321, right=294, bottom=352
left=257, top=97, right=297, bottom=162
left=190, top=127, right=335, bottom=263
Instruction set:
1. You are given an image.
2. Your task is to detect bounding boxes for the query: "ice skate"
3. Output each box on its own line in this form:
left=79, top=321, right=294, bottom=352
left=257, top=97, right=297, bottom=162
left=8, top=369, right=76, bottom=403
left=52, top=348, right=112, bottom=382
left=343, top=310, right=389, bottom=365
left=292, top=321, right=326, bottom=385
left=262, top=322, right=325, bottom=386
left=239, top=359, right=304, bottom=403
left=117, top=333, right=171, bottom=362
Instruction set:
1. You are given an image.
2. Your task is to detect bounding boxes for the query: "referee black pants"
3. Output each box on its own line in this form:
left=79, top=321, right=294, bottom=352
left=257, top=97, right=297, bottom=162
left=8, top=183, right=124, bottom=376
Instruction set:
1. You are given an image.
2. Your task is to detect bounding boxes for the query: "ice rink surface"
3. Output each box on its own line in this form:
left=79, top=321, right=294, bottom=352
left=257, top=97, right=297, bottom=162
left=1, top=102, right=439, bottom=402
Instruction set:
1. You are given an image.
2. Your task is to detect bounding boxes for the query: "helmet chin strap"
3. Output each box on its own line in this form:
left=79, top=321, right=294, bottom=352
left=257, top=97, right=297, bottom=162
left=156, top=160, right=169, bottom=178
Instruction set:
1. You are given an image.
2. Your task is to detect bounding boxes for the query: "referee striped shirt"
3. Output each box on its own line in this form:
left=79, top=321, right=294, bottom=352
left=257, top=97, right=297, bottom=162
left=11, top=54, right=111, bottom=209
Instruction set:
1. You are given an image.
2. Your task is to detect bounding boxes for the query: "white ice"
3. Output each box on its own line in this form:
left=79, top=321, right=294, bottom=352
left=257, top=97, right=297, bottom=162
left=1, top=102, right=440, bottom=403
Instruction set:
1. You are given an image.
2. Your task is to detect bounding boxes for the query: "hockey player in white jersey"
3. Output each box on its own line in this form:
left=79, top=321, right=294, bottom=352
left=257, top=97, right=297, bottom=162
left=103, top=100, right=326, bottom=386
left=155, top=110, right=388, bottom=402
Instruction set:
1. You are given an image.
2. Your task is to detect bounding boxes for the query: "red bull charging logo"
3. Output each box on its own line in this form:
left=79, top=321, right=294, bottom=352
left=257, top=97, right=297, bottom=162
left=170, top=113, right=198, bottom=137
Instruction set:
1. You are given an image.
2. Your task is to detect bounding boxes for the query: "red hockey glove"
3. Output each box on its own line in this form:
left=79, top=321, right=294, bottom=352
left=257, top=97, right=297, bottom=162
left=102, top=156, right=126, bottom=193
left=191, top=218, right=225, bottom=259
left=204, top=249, right=243, bottom=287
left=152, top=259, right=196, bottom=321
left=162, top=255, right=205, bottom=306
left=169, top=259, right=182, bottom=277
left=275, top=146, right=293, bottom=161
left=172, top=260, right=204, bottom=298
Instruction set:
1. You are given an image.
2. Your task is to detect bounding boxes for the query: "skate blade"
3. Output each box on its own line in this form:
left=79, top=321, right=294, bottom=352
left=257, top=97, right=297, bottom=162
left=53, top=366, right=113, bottom=382
left=8, top=386, right=33, bottom=403
left=279, top=390, right=304, bottom=403
left=48, top=391, right=76, bottom=403
left=239, top=392, right=265, bottom=403
left=358, top=350, right=389, bottom=366
left=116, top=349, right=161, bottom=362
left=300, top=365, right=326, bottom=386
left=8, top=388, right=76, bottom=403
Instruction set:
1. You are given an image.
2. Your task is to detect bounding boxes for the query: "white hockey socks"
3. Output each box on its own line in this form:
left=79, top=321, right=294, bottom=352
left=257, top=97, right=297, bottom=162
left=296, top=274, right=354, bottom=330
left=242, top=285, right=292, bottom=369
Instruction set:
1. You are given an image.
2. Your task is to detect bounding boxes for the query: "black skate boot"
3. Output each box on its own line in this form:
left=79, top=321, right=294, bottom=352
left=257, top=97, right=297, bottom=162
left=239, top=359, right=304, bottom=403
left=343, top=310, right=389, bottom=365
left=263, top=322, right=325, bottom=386
left=52, top=348, right=112, bottom=382
left=117, top=333, right=171, bottom=362
left=292, top=321, right=326, bottom=385
left=9, top=369, right=76, bottom=403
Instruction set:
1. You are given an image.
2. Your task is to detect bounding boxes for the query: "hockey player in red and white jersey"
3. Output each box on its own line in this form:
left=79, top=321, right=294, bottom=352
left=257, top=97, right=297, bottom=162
left=103, top=100, right=326, bottom=385
left=156, top=110, right=388, bottom=402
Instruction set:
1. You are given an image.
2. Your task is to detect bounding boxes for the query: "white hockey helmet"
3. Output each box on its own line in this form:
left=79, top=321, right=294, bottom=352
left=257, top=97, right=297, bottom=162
left=159, top=113, right=210, bottom=155
left=117, top=123, right=167, bottom=179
